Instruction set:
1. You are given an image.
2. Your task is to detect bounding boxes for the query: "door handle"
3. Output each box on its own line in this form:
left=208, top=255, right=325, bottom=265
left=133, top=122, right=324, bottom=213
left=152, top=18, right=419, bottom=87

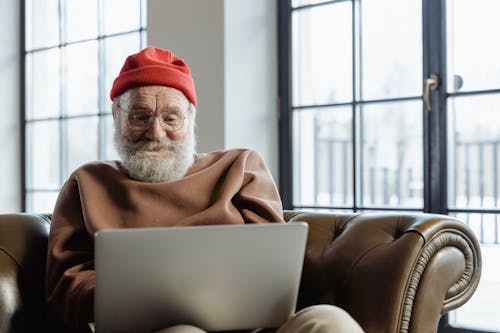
left=424, top=74, right=440, bottom=111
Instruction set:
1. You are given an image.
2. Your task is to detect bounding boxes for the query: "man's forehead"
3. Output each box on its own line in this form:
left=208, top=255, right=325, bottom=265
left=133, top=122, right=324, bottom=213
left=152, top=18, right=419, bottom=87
left=122, top=85, right=190, bottom=108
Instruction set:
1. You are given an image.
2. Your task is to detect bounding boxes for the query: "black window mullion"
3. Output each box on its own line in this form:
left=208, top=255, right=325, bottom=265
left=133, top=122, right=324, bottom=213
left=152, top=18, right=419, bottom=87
left=20, top=0, right=27, bottom=211
left=278, top=0, right=293, bottom=209
left=313, top=117, right=319, bottom=203
left=351, top=0, right=359, bottom=212
left=422, top=0, right=447, bottom=215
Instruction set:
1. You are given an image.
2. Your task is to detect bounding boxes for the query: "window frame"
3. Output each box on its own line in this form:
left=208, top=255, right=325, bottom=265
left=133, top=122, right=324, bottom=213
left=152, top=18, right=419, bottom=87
left=279, top=0, right=430, bottom=213
left=278, top=0, right=498, bottom=332
left=21, top=0, right=147, bottom=212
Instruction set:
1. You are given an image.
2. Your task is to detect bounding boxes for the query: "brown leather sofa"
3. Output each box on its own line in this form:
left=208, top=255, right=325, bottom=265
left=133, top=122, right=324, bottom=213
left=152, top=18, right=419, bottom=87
left=0, top=211, right=481, bottom=333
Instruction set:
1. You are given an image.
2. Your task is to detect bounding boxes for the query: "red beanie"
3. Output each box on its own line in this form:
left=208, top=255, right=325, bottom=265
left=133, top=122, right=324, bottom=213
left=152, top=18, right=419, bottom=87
left=110, top=47, right=197, bottom=105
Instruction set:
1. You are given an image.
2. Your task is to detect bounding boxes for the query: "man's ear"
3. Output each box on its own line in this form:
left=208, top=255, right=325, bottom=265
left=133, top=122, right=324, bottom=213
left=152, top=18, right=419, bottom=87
left=111, top=101, right=119, bottom=121
left=189, top=104, right=197, bottom=118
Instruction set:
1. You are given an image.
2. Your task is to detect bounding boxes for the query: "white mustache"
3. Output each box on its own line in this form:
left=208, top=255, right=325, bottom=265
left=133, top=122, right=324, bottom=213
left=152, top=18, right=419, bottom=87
left=127, top=138, right=176, bottom=154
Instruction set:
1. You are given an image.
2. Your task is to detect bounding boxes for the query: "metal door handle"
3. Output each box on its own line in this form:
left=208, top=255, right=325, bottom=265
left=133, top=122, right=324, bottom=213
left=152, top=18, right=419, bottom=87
left=424, top=74, right=440, bottom=111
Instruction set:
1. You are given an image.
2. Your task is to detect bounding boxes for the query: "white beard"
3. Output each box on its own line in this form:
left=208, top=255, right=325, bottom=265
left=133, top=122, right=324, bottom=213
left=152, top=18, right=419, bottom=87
left=114, top=128, right=196, bottom=183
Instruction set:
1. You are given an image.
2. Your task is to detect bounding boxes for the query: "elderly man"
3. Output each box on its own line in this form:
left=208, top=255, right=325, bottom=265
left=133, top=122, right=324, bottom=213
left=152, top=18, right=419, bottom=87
left=45, top=47, right=364, bottom=333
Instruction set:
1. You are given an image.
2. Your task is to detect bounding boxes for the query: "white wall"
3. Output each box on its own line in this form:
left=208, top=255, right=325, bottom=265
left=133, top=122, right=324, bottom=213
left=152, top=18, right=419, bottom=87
left=148, top=0, right=279, bottom=179
left=148, top=0, right=225, bottom=153
left=0, top=0, right=21, bottom=213
left=224, top=0, right=278, bottom=177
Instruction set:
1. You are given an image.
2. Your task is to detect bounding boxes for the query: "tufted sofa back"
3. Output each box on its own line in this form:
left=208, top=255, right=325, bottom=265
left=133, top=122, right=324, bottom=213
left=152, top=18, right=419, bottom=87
left=284, top=210, right=481, bottom=333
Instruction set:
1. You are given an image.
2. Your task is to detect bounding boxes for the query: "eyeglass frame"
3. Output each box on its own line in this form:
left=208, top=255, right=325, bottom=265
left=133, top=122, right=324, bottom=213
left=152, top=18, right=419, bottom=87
left=115, top=105, right=189, bottom=132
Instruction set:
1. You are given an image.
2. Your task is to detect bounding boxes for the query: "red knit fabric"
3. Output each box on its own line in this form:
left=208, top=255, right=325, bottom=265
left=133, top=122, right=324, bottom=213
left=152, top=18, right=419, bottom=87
left=110, top=47, right=197, bottom=105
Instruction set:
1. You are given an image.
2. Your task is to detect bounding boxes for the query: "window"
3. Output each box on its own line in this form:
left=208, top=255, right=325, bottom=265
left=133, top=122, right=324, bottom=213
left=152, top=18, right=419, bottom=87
left=279, top=0, right=500, bottom=331
left=23, top=0, right=147, bottom=213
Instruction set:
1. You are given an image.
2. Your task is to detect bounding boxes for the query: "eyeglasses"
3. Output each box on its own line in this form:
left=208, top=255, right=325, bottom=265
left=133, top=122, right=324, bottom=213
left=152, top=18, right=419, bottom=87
left=118, top=107, right=187, bottom=132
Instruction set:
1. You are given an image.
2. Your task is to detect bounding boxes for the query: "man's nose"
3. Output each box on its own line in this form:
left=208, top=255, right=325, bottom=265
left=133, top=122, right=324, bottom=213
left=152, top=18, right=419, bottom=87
left=144, top=117, right=166, bottom=141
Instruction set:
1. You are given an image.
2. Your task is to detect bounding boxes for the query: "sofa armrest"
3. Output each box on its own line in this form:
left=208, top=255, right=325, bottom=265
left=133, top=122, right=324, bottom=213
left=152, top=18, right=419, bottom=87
left=0, top=213, right=51, bottom=333
left=284, top=211, right=482, bottom=333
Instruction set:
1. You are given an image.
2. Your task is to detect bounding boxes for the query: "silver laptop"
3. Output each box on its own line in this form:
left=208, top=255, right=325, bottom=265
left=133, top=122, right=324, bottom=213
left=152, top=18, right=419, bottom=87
left=94, top=222, right=308, bottom=333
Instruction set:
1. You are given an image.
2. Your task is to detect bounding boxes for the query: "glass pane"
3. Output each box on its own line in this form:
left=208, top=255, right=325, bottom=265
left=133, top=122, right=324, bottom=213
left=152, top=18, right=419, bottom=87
left=292, top=2, right=352, bottom=106
left=292, top=0, right=333, bottom=7
left=105, top=114, right=120, bottom=160
left=449, top=213, right=500, bottom=331
left=360, top=0, right=422, bottom=100
left=446, top=0, right=500, bottom=93
left=104, top=0, right=141, bottom=35
left=293, top=106, right=353, bottom=206
left=66, top=41, right=99, bottom=116
left=26, top=191, right=60, bottom=214
left=141, top=0, right=147, bottom=29
left=360, top=100, right=423, bottom=207
left=26, top=0, right=59, bottom=50
left=448, top=94, right=500, bottom=209
left=66, top=117, right=99, bottom=174
left=26, top=121, right=60, bottom=190
left=66, top=0, right=98, bottom=43
left=26, top=49, right=61, bottom=119
left=141, top=30, right=147, bottom=48
left=104, top=33, right=142, bottom=103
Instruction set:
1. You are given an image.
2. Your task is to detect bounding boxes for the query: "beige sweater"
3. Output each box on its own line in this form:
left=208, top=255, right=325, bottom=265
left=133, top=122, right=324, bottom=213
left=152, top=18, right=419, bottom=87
left=45, top=149, right=284, bottom=332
